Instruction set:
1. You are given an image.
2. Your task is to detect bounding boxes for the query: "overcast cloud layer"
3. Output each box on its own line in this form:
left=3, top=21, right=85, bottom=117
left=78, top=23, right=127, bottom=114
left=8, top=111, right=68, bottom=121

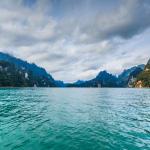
left=0, top=0, right=150, bottom=82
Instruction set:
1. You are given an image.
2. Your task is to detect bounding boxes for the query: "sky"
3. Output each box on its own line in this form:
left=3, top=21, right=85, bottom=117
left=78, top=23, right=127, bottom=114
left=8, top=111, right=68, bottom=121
left=0, top=0, right=150, bottom=82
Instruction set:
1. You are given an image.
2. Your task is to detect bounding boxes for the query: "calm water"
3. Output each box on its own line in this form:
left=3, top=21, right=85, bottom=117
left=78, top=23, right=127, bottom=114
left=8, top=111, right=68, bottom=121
left=0, top=88, right=150, bottom=150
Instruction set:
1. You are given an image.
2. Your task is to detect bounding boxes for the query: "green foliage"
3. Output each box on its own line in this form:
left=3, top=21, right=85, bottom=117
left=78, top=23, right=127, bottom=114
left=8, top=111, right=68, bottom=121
left=0, top=61, right=56, bottom=87
left=136, top=64, right=150, bottom=87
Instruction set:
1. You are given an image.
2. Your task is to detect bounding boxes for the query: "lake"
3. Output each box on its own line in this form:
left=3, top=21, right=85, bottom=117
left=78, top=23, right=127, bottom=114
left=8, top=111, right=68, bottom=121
left=0, top=88, right=150, bottom=150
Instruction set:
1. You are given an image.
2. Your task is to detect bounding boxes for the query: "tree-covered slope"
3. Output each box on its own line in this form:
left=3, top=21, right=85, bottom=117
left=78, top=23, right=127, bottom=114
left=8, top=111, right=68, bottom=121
left=0, top=61, right=56, bottom=87
left=0, top=52, right=58, bottom=87
left=117, top=65, right=144, bottom=87
left=134, top=59, right=150, bottom=87
left=0, top=52, right=54, bottom=80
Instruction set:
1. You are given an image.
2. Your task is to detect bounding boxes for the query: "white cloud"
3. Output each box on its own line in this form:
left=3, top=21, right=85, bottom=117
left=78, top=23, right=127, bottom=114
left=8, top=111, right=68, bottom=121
left=0, top=0, right=150, bottom=82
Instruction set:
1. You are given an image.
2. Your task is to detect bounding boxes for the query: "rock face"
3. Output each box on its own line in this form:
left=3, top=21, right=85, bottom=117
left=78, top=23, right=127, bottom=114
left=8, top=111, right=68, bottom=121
left=135, top=81, right=143, bottom=88
left=134, top=59, right=150, bottom=88
left=147, top=59, right=150, bottom=65
left=117, top=65, right=144, bottom=87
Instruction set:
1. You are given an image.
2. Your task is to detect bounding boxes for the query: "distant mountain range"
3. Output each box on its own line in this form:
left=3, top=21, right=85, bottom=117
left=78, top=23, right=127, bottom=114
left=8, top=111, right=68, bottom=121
left=66, top=71, right=118, bottom=87
left=66, top=65, right=145, bottom=88
left=0, top=52, right=149, bottom=87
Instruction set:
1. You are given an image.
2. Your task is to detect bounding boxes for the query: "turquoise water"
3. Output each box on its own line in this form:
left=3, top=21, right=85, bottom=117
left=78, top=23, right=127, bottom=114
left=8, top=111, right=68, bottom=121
left=0, top=88, right=150, bottom=150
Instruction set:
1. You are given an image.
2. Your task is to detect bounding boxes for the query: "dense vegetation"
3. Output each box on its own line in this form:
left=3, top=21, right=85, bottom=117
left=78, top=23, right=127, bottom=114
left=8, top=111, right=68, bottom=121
left=0, top=61, right=56, bottom=87
left=117, top=65, right=144, bottom=87
left=135, top=60, right=150, bottom=87
left=0, top=52, right=149, bottom=88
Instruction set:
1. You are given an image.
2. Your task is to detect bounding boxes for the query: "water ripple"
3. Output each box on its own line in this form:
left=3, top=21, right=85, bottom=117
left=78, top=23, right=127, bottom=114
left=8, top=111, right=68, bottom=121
left=0, top=88, right=150, bottom=150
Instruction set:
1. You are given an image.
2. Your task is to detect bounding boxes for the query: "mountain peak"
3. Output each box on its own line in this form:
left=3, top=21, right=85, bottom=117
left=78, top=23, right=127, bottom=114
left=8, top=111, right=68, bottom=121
left=0, top=52, right=57, bottom=87
left=96, top=70, right=115, bottom=79
left=147, top=58, right=150, bottom=65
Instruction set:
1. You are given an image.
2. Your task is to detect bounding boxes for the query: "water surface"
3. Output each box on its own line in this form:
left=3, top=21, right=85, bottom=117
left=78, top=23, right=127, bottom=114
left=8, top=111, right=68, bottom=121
left=0, top=88, right=150, bottom=150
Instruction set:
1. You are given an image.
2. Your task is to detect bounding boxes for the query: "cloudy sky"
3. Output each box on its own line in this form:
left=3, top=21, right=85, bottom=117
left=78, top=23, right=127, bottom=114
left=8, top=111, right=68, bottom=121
left=0, top=0, right=150, bottom=82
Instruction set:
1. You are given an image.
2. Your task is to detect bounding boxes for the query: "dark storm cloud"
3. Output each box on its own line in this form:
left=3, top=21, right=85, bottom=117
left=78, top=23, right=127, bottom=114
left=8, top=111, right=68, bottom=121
left=108, top=0, right=150, bottom=39
left=72, top=0, right=150, bottom=43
